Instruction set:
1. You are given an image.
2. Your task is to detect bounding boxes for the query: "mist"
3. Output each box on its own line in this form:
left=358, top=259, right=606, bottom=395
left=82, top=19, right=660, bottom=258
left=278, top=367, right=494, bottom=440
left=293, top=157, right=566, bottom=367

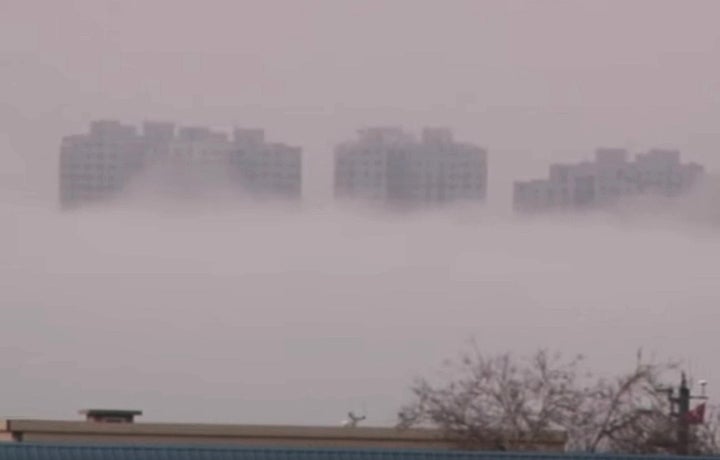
left=1, top=196, right=718, bottom=425
left=2, top=0, right=720, bottom=427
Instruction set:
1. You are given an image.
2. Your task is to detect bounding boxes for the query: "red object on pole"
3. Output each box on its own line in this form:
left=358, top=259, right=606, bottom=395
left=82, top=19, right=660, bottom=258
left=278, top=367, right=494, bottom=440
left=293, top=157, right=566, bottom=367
left=685, top=403, right=706, bottom=424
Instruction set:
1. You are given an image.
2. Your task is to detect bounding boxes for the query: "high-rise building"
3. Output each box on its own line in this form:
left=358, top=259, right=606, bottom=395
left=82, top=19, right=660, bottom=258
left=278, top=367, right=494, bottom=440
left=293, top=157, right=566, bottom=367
left=513, top=148, right=704, bottom=213
left=59, top=121, right=302, bottom=207
left=334, top=127, right=487, bottom=207
left=138, top=123, right=237, bottom=198
left=59, top=121, right=145, bottom=207
left=229, top=129, right=302, bottom=199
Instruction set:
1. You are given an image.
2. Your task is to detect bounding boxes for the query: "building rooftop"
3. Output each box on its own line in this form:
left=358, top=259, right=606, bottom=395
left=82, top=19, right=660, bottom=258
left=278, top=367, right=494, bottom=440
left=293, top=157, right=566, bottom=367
left=0, top=416, right=565, bottom=451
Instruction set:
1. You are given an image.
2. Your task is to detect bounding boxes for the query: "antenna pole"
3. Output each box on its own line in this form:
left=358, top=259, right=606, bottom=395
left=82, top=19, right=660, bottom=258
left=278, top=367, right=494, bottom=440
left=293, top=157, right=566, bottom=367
left=677, top=373, right=690, bottom=455
left=666, top=372, right=707, bottom=455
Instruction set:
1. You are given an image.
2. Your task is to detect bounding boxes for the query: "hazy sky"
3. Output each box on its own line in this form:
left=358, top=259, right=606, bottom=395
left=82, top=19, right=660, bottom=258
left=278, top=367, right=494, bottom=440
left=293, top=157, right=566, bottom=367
left=2, top=0, right=720, bottom=425
left=3, top=0, right=720, bottom=204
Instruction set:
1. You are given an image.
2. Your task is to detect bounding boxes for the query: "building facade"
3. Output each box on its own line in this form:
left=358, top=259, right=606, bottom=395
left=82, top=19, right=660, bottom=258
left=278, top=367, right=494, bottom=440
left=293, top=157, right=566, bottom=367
left=229, top=129, right=302, bottom=199
left=59, top=121, right=302, bottom=208
left=59, top=121, right=146, bottom=207
left=513, top=148, right=704, bottom=213
left=334, top=127, right=487, bottom=208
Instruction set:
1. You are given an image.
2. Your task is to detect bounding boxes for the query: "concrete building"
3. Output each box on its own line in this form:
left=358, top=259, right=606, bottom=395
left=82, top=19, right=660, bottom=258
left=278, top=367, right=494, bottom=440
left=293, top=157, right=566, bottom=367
left=138, top=124, right=238, bottom=198
left=513, top=148, right=704, bottom=213
left=59, top=121, right=146, bottom=207
left=0, top=410, right=566, bottom=451
left=334, top=127, right=487, bottom=208
left=59, top=122, right=302, bottom=207
left=229, top=129, right=302, bottom=199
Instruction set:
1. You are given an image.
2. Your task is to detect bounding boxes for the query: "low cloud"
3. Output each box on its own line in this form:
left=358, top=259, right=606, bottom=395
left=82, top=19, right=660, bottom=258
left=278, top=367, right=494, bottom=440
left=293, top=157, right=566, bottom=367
left=2, top=194, right=719, bottom=425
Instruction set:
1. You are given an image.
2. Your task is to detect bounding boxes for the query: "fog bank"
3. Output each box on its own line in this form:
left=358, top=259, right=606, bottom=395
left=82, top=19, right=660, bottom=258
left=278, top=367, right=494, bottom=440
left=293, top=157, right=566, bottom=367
left=2, top=199, right=718, bottom=425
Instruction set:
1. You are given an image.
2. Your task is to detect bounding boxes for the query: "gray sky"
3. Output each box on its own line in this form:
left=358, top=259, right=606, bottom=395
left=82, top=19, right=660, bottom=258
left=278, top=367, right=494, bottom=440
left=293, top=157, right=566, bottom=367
left=3, top=0, right=720, bottom=205
left=1, top=0, right=720, bottom=425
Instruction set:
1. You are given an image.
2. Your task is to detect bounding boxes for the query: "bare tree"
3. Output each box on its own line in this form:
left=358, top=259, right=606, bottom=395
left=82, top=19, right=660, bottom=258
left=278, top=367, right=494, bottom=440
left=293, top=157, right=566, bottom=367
left=397, top=348, right=587, bottom=450
left=565, top=350, right=676, bottom=453
left=397, top=347, right=715, bottom=454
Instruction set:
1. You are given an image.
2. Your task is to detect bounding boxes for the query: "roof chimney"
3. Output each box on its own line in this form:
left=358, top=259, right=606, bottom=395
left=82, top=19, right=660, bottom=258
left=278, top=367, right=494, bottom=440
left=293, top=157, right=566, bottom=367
left=79, top=409, right=142, bottom=423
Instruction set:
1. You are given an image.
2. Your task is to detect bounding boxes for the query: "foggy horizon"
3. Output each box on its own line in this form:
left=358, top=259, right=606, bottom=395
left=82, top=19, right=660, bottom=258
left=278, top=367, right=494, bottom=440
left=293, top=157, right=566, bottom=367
left=3, top=0, right=720, bottom=427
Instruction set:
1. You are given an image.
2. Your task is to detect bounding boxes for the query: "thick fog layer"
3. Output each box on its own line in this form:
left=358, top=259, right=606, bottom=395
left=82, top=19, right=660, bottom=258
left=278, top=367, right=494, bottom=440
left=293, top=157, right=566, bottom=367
left=2, top=198, right=719, bottom=424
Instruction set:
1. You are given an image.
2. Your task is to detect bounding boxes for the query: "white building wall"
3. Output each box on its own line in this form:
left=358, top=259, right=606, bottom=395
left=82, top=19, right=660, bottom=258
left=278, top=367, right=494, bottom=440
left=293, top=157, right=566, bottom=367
left=513, top=148, right=704, bottom=213
left=231, top=143, right=302, bottom=198
left=60, top=122, right=302, bottom=207
left=334, top=127, right=487, bottom=207
left=59, top=121, right=145, bottom=207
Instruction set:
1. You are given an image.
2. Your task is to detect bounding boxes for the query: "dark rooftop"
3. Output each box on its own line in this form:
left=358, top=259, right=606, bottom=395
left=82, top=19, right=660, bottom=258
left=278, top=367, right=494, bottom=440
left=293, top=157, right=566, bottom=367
left=78, top=409, right=143, bottom=423
left=0, top=444, right=718, bottom=460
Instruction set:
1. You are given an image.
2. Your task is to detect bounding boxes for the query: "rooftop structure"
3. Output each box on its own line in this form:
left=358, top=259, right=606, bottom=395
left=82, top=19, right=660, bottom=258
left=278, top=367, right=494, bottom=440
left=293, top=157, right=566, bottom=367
left=78, top=409, right=143, bottom=424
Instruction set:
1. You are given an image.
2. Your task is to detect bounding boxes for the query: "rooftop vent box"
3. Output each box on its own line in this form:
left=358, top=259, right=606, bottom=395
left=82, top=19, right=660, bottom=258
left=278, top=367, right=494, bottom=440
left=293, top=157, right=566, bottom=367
left=79, top=409, right=143, bottom=423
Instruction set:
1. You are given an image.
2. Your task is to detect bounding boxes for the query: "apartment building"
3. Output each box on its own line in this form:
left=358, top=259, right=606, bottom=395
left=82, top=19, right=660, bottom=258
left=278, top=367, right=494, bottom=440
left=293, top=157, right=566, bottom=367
left=513, top=148, right=704, bottom=213
left=59, top=121, right=145, bottom=207
left=59, top=121, right=302, bottom=207
left=229, top=128, right=302, bottom=199
left=334, top=127, right=487, bottom=208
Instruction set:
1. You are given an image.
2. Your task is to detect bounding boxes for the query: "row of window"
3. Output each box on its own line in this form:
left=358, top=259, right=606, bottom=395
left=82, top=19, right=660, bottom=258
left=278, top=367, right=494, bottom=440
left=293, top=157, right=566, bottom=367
left=61, top=184, right=120, bottom=193
left=337, top=172, right=483, bottom=183
left=338, top=148, right=484, bottom=158
left=62, top=163, right=119, bottom=171
left=338, top=188, right=483, bottom=202
left=239, top=164, right=302, bottom=172
left=244, top=182, right=301, bottom=190
left=337, top=181, right=484, bottom=191
left=62, top=147, right=144, bottom=156
left=515, top=186, right=689, bottom=208
left=337, top=158, right=484, bottom=168
left=518, top=180, right=688, bottom=199
left=61, top=173, right=119, bottom=181
left=235, top=150, right=301, bottom=158
left=239, top=161, right=301, bottom=168
left=63, top=146, right=299, bottom=161
left=241, top=172, right=300, bottom=180
left=554, top=169, right=695, bottom=184
left=66, top=176, right=119, bottom=183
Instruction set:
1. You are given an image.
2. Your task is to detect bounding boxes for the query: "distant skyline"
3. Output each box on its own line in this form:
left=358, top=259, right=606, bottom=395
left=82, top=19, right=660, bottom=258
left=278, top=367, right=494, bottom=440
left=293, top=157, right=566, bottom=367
left=3, top=0, right=720, bottom=211
left=59, top=120, right=302, bottom=207
left=57, top=119, right=709, bottom=211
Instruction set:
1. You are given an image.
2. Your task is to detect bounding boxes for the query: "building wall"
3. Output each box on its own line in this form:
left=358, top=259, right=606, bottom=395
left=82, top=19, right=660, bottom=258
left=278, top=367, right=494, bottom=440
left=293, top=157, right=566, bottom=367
left=59, top=121, right=145, bottom=208
left=334, top=127, right=487, bottom=207
left=0, top=420, right=566, bottom=452
left=15, top=432, right=460, bottom=450
left=59, top=122, right=302, bottom=207
left=230, top=143, right=302, bottom=199
left=513, top=148, right=704, bottom=213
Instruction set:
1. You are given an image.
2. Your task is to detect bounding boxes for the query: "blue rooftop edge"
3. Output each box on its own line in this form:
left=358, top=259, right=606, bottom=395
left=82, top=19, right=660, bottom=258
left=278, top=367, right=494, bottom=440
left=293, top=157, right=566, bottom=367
left=0, top=443, right=716, bottom=460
